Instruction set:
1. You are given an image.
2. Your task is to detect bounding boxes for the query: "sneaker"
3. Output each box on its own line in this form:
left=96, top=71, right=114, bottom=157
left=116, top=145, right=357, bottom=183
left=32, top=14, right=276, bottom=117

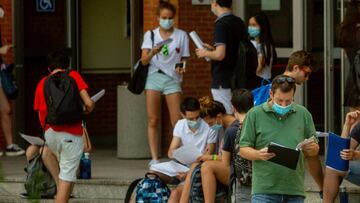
left=148, top=159, right=160, bottom=167
left=0, top=150, right=3, bottom=156
left=6, top=144, right=25, bottom=156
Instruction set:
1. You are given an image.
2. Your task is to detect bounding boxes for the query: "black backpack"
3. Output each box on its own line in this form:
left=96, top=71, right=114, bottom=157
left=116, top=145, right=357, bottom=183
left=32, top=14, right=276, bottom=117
left=24, top=150, right=57, bottom=199
left=44, top=70, right=83, bottom=125
left=233, top=127, right=252, bottom=186
left=231, top=39, right=261, bottom=90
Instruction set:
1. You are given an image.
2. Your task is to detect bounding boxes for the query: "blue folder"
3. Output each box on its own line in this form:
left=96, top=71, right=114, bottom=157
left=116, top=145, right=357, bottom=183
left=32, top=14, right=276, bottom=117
left=325, top=132, right=351, bottom=172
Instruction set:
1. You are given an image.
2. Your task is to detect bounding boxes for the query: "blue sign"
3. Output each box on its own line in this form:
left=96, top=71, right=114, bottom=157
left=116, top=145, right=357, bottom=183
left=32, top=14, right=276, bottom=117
left=36, top=0, right=55, bottom=12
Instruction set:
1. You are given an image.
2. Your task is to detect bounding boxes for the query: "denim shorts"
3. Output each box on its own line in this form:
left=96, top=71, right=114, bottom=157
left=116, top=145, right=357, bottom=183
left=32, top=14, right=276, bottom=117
left=145, top=72, right=181, bottom=95
left=252, top=194, right=304, bottom=203
left=345, top=161, right=360, bottom=186
left=45, top=128, right=83, bottom=182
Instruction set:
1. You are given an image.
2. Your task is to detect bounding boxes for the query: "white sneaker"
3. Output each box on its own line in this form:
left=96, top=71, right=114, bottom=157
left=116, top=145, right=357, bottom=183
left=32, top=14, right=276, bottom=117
left=5, top=144, right=25, bottom=156
left=148, top=159, right=160, bottom=167
left=0, top=150, right=3, bottom=156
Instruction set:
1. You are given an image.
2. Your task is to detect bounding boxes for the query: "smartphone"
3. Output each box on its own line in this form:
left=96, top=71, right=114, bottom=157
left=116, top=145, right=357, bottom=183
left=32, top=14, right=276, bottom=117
left=175, top=61, right=186, bottom=69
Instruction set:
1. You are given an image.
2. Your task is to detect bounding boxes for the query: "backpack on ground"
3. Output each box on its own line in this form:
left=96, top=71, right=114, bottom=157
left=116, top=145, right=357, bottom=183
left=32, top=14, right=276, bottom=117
left=189, top=163, right=229, bottom=203
left=251, top=80, right=272, bottom=106
left=135, top=173, right=170, bottom=203
left=24, top=150, right=56, bottom=199
left=125, top=178, right=142, bottom=203
left=44, top=69, right=83, bottom=125
left=231, top=39, right=261, bottom=90
left=233, top=127, right=252, bottom=187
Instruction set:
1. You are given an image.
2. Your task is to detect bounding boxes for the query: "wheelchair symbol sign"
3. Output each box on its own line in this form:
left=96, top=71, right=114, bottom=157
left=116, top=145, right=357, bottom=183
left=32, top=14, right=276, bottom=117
left=36, top=0, right=55, bottom=12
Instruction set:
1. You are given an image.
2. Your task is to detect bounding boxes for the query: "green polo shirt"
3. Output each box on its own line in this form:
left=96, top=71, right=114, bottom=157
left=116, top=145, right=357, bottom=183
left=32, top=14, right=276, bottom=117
left=239, top=102, right=316, bottom=197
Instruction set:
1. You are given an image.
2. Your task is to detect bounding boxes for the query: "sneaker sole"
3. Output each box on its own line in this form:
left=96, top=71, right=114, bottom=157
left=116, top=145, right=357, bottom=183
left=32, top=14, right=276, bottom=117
left=6, top=151, right=25, bottom=156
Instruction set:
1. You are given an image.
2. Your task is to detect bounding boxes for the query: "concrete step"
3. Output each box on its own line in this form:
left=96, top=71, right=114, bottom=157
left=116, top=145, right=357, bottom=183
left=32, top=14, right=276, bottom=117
left=0, top=195, right=123, bottom=203
left=1, top=178, right=360, bottom=203
left=0, top=178, right=132, bottom=200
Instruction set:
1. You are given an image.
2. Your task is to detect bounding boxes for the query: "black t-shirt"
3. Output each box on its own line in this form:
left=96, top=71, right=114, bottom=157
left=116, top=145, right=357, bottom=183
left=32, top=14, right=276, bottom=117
left=350, top=122, right=360, bottom=143
left=222, top=120, right=240, bottom=153
left=211, top=14, right=247, bottom=89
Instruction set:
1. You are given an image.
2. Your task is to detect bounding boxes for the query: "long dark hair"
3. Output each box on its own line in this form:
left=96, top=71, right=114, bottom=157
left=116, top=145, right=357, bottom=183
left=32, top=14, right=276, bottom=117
left=252, top=12, right=277, bottom=66
left=339, top=0, right=360, bottom=48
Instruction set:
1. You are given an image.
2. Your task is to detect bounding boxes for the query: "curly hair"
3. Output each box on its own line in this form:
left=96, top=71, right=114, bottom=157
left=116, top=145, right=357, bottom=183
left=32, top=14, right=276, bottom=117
left=199, top=96, right=226, bottom=118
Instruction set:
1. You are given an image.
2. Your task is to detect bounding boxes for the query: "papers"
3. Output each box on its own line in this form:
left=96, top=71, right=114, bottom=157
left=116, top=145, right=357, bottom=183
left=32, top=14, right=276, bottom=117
left=155, top=38, right=173, bottom=47
left=296, top=136, right=317, bottom=150
left=20, top=133, right=44, bottom=146
left=173, top=144, right=202, bottom=165
left=267, top=142, right=300, bottom=170
left=189, top=31, right=210, bottom=61
left=91, top=89, right=105, bottom=103
left=325, top=132, right=351, bottom=172
left=150, top=161, right=189, bottom=177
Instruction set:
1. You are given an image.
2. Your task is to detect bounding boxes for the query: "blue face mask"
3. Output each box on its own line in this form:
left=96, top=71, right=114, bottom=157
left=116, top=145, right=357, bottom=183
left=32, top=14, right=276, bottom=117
left=159, top=18, right=174, bottom=30
left=211, top=124, right=222, bottom=131
left=187, top=119, right=201, bottom=130
left=248, top=26, right=261, bottom=38
left=272, top=102, right=292, bottom=116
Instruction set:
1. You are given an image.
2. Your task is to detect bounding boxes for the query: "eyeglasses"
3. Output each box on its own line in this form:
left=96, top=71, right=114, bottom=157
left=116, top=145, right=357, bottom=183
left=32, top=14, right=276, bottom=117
left=301, top=67, right=312, bottom=78
left=274, top=76, right=295, bottom=84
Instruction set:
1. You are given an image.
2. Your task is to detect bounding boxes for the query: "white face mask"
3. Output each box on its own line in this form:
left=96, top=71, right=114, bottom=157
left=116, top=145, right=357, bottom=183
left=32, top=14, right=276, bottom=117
left=0, top=8, right=5, bottom=19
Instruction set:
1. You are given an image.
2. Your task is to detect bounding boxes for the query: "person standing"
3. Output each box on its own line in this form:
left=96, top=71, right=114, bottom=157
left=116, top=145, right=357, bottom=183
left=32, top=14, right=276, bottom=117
left=248, top=12, right=277, bottom=81
left=140, top=1, right=190, bottom=166
left=240, top=75, right=320, bottom=203
left=34, top=50, right=95, bottom=203
left=195, top=0, right=247, bottom=114
left=0, top=5, right=24, bottom=156
left=339, top=0, right=360, bottom=111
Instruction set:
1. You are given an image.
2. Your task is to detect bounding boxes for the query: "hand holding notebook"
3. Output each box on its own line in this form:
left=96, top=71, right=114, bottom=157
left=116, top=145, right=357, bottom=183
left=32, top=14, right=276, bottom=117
left=326, top=132, right=351, bottom=172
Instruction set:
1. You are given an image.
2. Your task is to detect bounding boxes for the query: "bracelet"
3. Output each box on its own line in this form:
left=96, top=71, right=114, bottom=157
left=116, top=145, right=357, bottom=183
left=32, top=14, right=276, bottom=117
left=212, top=154, right=217, bottom=161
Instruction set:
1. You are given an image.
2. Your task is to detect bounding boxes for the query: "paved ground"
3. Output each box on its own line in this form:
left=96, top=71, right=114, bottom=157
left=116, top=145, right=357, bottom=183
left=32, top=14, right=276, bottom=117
left=0, top=149, right=151, bottom=181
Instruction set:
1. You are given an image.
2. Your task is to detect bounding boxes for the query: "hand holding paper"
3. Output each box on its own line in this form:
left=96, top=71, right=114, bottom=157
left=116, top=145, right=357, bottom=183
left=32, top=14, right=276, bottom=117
left=173, top=144, right=202, bottom=165
left=189, top=31, right=210, bottom=62
left=150, top=161, right=189, bottom=177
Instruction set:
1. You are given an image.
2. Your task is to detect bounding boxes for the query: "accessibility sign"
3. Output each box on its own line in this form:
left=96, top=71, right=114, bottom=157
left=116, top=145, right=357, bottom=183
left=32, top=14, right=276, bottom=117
left=36, top=0, right=55, bottom=12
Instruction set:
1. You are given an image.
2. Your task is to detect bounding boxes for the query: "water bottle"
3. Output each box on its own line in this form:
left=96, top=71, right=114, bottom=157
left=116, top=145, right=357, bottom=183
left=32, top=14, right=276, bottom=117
left=339, top=186, right=348, bottom=203
left=79, top=153, right=92, bottom=179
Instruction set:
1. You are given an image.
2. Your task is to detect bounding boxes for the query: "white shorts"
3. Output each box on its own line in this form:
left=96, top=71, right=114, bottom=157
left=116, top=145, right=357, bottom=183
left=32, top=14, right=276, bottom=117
left=211, top=88, right=233, bottom=114
left=45, top=128, right=83, bottom=182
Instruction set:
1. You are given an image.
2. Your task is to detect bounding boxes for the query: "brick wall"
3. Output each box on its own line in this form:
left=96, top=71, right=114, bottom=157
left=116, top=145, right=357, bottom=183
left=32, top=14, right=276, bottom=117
left=0, top=0, right=13, bottom=148
left=143, top=0, right=214, bottom=155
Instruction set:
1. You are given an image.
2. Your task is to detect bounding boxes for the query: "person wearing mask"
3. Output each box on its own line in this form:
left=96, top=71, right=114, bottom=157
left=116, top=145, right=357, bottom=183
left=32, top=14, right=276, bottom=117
left=141, top=1, right=190, bottom=166
left=248, top=12, right=277, bottom=81
left=179, top=90, right=254, bottom=203
left=240, top=75, right=320, bottom=203
left=195, top=0, right=247, bottom=114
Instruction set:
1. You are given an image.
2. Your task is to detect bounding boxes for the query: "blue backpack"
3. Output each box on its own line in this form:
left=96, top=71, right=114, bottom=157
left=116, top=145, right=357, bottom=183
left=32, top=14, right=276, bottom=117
left=135, top=173, right=170, bottom=203
left=251, top=81, right=271, bottom=106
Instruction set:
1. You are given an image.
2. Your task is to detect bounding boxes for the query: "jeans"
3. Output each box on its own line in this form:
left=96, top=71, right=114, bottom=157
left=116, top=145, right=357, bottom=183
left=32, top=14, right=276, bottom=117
left=345, top=161, right=360, bottom=186
left=252, top=194, right=305, bottom=203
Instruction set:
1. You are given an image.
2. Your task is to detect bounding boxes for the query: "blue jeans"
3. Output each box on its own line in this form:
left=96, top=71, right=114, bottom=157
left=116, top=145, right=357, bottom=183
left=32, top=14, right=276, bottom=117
left=252, top=194, right=305, bottom=203
left=345, top=161, right=360, bottom=186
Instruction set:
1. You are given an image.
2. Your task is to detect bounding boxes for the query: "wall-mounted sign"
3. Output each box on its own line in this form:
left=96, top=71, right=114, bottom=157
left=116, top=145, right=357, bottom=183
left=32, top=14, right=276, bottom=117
left=192, top=0, right=211, bottom=5
left=36, top=0, right=55, bottom=12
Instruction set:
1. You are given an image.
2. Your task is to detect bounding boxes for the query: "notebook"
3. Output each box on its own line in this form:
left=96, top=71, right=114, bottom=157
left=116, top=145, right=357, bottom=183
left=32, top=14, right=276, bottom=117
left=267, top=142, right=300, bottom=170
left=325, top=132, right=351, bottom=172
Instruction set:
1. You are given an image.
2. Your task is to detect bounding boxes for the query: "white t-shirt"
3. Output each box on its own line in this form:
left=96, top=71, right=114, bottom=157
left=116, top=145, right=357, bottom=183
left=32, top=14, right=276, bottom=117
left=173, top=119, right=217, bottom=154
left=251, top=40, right=272, bottom=80
left=141, top=27, right=190, bottom=83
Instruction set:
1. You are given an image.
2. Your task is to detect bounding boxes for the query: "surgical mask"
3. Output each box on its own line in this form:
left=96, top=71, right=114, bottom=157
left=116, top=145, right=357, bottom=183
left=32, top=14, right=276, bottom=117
left=272, top=102, right=292, bottom=116
left=211, top=124, right=222, bottom=131
left=187, top=119, right=201, bottom=130
left=159, top=18, right=174, bottom=30
left=248, top=26, right=260, bottom=38
left=0, top=8, right=4, bottom=19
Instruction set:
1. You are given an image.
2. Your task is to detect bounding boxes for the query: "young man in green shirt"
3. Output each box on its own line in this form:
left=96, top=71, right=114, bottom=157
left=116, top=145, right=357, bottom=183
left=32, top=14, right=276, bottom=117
left=239, top=75, right=320, bottom=203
